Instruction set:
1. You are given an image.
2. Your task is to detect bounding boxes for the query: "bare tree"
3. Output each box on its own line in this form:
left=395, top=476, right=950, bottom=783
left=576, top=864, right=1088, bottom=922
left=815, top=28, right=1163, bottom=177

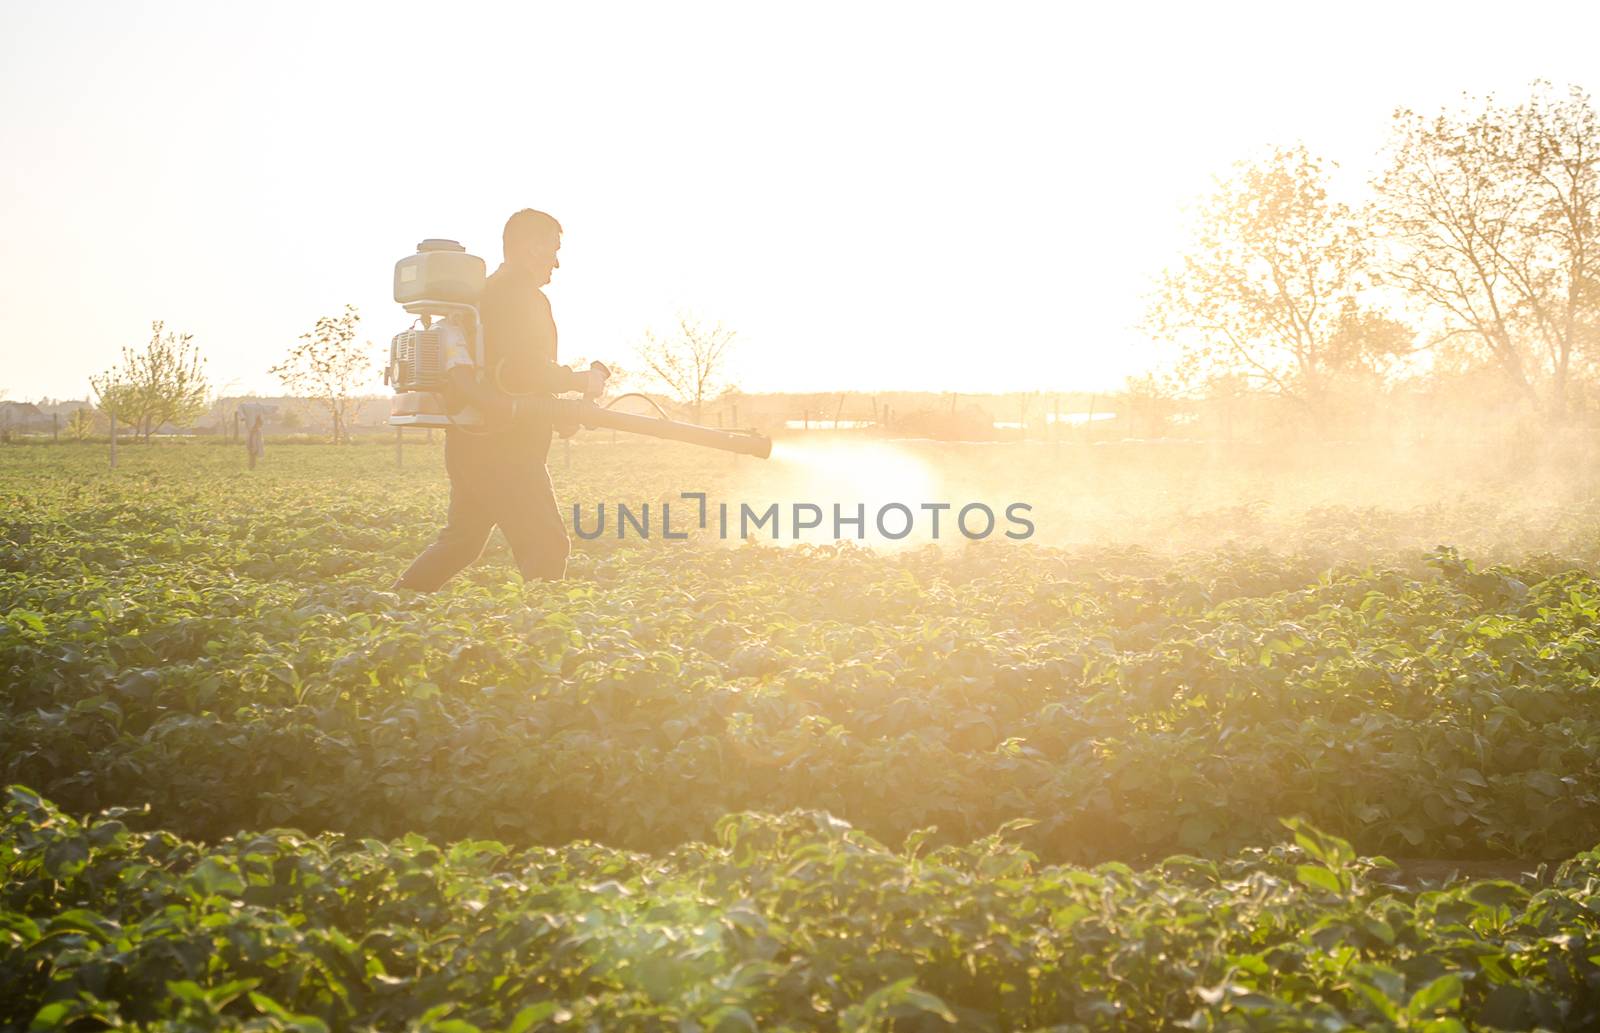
left=635, top=313, right=738, bottom=424
left=271, top=304, right=375, bottom=444
left=1374, top=82, right=1600, bottom=420
left=89, top=321, right=210, bottom=441
left=1148, top=145, right=1406, bottom=420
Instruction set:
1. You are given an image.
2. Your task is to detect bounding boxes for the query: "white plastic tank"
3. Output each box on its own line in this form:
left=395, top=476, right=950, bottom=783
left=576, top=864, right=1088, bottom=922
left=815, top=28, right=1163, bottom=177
left=394, top=239, right=485, bottom=305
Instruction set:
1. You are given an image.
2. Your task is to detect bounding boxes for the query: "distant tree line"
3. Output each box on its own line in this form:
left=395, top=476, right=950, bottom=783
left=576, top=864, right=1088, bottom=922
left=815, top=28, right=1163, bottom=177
left=72, top=308, right=377, bottom=444
left=1148, top=81, right=1600, bottom=428
left=63, top=303, right=736, bottom=444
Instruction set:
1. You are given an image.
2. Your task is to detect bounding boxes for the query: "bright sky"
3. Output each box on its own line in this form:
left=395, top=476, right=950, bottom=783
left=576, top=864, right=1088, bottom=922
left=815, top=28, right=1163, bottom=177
left=3, top=1, right=1597, bottom=402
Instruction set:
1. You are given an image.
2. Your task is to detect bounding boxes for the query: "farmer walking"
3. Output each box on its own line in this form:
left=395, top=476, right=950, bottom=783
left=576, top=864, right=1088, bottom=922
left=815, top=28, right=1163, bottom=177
left=393, top=208, right=608, bottom=591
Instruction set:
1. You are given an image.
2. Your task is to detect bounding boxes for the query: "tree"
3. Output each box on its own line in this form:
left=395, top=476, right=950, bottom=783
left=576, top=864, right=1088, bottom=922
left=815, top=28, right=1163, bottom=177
left=270, top=304, right=375, bottom=444
left=66, top=407, right=97, bottom=441
left=635, top=313, right=738, bottom=424
left=89, top=321, right=211, bottom=441
left=1148, top=145, right=1406, bottom=421
left=1374, top=82, right=1600, bottom=421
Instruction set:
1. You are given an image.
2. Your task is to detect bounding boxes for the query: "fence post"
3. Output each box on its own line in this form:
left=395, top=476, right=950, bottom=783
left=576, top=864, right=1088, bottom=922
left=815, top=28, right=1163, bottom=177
left=109, top=412, right=117, bottom=469
left=53, top=413, right=59, bottom=442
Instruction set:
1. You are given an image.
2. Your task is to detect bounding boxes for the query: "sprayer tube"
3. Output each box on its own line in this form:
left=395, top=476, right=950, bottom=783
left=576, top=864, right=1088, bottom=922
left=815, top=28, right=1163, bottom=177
left=542, top=399, right=772, bottom=458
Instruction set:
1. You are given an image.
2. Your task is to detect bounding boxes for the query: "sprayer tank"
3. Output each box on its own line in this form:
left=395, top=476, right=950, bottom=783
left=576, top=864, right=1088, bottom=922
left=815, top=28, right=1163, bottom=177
left=394, top=239, right=485, bottom=305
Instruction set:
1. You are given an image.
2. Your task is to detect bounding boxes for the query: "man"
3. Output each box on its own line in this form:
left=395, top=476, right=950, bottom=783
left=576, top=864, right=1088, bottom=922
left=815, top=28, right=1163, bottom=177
left=394, top=209, right=606, bottom=591
left=246, top=413, right=264, bottom=470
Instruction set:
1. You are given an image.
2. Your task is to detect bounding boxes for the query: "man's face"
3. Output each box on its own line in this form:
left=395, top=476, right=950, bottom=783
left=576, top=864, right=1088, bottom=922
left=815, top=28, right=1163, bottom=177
left=523, top=232, right=561, bottom=286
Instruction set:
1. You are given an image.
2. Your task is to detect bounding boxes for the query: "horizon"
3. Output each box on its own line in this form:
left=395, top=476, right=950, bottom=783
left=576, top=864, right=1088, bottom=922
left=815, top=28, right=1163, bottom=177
left=4, top=1, right=1599, bottom=402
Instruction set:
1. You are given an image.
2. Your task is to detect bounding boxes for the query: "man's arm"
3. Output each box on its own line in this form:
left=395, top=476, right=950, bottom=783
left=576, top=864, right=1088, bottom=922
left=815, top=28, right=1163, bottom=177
left=523, top=358, right=588, bottom=396
left=468, top=278, right=605, bottom=416
left=448, top=360, right=605, bottom=426
left=517, top=289, right=587, bottom=395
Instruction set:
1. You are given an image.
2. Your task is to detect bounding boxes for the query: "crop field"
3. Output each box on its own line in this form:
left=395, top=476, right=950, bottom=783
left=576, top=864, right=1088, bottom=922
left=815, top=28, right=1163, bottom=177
left=4, top=439, right=1600, bottom=1031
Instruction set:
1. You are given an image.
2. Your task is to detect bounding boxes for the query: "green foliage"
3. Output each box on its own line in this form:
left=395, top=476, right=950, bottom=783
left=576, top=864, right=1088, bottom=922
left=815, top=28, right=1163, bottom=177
left=5, top=449, right=1600, bottom=862
left=3, top=791, right=1599, bottom=1031
left=6, top=443, right=1600, bottom=1027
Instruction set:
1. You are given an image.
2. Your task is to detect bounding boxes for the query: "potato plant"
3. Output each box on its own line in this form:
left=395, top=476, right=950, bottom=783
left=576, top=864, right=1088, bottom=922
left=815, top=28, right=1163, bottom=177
left=3, top=789, right=1598, bottom=1031
left=3, top=441, right=1600, bottom=1029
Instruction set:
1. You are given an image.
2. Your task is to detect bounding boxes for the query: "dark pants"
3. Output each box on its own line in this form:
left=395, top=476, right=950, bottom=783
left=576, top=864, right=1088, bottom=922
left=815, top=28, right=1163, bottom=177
left=395, top=429, right=570, bottom=590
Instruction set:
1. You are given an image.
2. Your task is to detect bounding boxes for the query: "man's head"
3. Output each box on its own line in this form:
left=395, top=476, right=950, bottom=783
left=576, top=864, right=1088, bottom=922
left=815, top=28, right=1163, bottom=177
left=503, top=209, right=562, bottom=286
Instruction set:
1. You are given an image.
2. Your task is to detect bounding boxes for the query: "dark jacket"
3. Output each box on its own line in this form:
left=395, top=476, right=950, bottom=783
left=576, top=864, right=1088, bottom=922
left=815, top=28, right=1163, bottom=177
left=449, top=262, right=577, bottom=465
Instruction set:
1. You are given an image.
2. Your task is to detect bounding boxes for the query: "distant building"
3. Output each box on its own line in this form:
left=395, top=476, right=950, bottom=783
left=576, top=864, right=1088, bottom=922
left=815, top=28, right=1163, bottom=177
left=0, top=401, right=50, bottom=435
left=36, top=399, right=94, bottom=419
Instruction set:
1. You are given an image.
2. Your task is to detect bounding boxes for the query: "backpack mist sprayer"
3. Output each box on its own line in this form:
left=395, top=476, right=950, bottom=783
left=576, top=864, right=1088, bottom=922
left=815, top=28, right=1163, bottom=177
left=385, top=239, right=770, bottom=459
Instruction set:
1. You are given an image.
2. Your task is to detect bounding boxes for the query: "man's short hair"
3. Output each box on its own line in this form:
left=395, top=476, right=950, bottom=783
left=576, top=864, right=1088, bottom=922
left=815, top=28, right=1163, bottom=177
left=504, top=209, right=562, bottom=254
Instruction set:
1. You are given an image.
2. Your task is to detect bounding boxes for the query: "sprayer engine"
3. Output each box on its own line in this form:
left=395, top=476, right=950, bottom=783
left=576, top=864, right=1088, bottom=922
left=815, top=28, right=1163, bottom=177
left=389, top=327, right=449, bottom=392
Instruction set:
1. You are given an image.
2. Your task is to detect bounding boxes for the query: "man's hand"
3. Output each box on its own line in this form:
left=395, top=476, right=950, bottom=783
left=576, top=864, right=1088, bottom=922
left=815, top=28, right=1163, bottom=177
left=573, top=361, right=611, bottom=400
